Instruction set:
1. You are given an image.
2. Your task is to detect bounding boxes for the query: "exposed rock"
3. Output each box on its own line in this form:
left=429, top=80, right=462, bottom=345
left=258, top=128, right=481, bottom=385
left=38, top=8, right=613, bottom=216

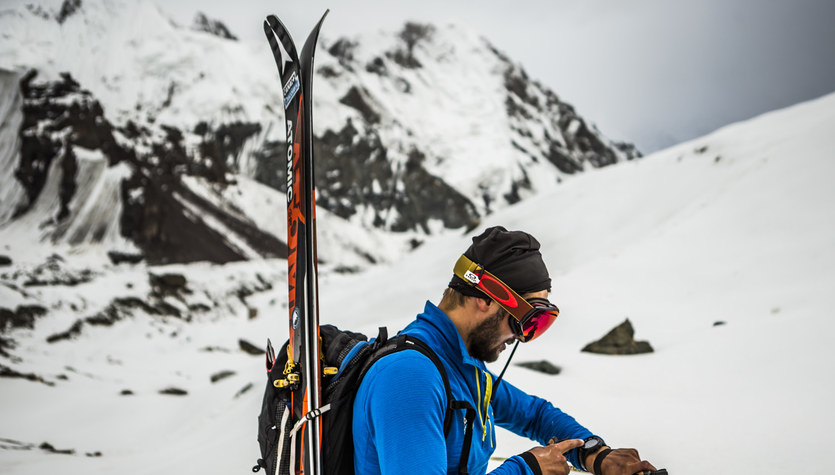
left=56, top=0, right=81, bottom=25
left=339, top=86, right=381, bottom=125
left=189, top=303, right=212, bottom=313
left=0, top=256, right=11, bottom=266
left=13, top=71, right=285, bottom=265
left=235, top=382, right=254, bottom=398
left=250, top=138, right=285, bottom=191
left=46, top=320, right=83, bottom=343
left=391, top=22, right=434, bottom=68
left=195, top=121, right=261, bottom=183
left=0, top=335, right=15, bottom=357
left=120, top=163, right=288, bottom=265
left=16, top=70, right=132, bottom=224
left=0, top=437, right=34, bottom=450
left=328, top=38, right=357, bottom=70
left=0, top=364, right=54, bottom=386
left=516, top=360, right=562, bottom=375
left=39, top=441, right=74, bottom=455
left=0, top=305, right=48, bottom=332
left=192, top=12, right=238, bottom=41
left=582, top=319, right=654, bottom=355
left=19, top=255, right=95, bottom=287
left=313, top=121, right=480, bottom=232
left=107, top=251, right=144, bottom=265
left=46, top=297, right=170, bottom=343
left=365, top=56, right=387, bottom=75
left=149, top=273, right=188, bottom=294
left=503, top=164, right=533, bottom=205
left=239, top=339, right=262, bottom=356
left=2, top=23, right=641, bottom=265
left=210, top=370, right=235, bottom=383
left=159, top=387, right=188, bottom=396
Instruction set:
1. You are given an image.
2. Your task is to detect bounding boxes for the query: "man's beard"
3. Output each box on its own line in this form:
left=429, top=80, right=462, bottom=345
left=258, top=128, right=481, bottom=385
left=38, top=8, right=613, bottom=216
left=468, top=308, right=511, bottom=363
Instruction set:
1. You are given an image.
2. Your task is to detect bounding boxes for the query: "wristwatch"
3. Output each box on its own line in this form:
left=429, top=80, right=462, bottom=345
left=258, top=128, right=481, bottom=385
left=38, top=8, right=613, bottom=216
left=577, top=436, right=607, bottom=472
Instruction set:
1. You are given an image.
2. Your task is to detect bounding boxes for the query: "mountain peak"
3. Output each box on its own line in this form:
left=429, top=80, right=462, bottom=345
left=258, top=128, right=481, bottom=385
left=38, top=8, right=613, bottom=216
left=191, top=12, right=238, bottom=41
left=0, top=5, right=638, bottom=266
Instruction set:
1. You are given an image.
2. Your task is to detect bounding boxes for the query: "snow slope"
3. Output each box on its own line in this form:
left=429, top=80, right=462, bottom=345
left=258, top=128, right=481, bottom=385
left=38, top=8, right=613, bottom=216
left=2, top=91, right=834, bottom=475
left=0, top=0, right=636, bottom=240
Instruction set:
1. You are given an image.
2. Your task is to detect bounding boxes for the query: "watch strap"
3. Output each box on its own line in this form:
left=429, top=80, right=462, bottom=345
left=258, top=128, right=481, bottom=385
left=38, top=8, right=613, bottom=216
left=578, top=436, right=606, bottom=471
left=593, top=448, right=613, bottom=475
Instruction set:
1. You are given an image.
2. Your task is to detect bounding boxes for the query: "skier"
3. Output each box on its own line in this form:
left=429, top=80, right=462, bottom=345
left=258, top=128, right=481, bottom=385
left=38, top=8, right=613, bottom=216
left=352, top=226, right=660, bottom=475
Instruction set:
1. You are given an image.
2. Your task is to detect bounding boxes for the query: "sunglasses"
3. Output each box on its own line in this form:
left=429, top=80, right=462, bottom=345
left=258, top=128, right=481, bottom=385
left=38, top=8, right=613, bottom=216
left=453, top=255, right=560, bottom=342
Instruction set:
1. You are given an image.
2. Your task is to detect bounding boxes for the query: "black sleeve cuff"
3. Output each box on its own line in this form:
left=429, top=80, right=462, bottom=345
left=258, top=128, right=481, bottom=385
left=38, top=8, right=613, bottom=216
left=519, top=451, right=542, bottom=475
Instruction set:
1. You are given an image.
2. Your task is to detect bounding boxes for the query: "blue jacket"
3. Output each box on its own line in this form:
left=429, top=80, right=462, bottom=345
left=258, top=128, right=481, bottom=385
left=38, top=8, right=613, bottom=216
left=352, top=301, right=595, bottom=474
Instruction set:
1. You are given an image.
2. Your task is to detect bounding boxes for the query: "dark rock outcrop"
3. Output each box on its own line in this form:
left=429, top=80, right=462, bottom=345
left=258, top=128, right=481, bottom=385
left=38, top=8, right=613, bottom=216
left=516, top=360, right=562, bottom=375
left=239, top=339, right=262, bottom=356
left=159, top=387, right=188, bottom=396
left=582, top=319, right=654, bottom=355
left=192, top=12, right=238, bottom=41
left=312, top=123, right=479, bottom=232
left=56, top=0, right=81, bottom=24
left=3, top=19, right=642, bottom=265
left=210, top=370, right=235, bottom=383
left=0, top=305, right=48, bottom=332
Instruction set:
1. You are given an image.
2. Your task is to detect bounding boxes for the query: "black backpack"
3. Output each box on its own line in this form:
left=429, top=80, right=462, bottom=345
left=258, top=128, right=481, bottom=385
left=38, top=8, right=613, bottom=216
left=252, top=325, right=476, bottom=474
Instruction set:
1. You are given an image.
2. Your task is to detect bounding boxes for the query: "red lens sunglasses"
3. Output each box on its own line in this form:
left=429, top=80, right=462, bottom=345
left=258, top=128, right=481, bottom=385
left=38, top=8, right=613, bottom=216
left=453, top=255, right=559, bottom=342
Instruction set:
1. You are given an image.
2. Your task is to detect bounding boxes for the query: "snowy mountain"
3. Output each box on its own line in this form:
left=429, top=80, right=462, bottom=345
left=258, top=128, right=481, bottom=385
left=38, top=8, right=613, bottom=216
left=2, top=70, right=834, bottom=475
left=0, top=0, right=637, bottom=267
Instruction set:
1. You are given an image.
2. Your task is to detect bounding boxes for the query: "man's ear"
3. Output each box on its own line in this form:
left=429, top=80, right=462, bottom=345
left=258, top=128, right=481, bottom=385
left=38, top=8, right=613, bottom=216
left=472, top=296, right=493, bottom=313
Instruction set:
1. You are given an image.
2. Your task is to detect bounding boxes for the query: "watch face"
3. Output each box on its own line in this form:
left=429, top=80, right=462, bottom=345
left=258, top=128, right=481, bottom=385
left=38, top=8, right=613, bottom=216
left=584, top=438, right=601, bottom=450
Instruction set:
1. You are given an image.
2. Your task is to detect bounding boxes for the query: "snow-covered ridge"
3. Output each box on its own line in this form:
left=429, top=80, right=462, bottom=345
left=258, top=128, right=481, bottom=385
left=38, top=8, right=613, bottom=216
left=0, top=0, right=637, bottom=268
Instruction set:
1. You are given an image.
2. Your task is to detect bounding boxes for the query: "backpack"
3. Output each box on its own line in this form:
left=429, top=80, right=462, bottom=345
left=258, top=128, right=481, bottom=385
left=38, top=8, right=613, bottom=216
left=252, top=325, right=476, bottom=475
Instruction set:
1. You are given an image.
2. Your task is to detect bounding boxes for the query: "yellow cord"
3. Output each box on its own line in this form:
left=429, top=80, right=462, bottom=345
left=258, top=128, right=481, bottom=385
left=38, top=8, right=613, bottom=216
left=474, top=368, right=494, bottom=446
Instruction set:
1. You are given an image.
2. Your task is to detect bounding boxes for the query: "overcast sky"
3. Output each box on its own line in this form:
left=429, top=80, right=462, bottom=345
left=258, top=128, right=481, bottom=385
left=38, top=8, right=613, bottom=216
left=155, top=1, right=834, bottom=153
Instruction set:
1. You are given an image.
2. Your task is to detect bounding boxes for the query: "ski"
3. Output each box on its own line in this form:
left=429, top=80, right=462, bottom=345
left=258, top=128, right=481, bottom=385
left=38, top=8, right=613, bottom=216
left=263, top=10, right=329, bottom=475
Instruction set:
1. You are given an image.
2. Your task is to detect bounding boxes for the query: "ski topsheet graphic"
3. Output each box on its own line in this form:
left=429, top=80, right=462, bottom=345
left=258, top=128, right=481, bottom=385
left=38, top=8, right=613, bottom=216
left=263, top=11, right=329, bottom=475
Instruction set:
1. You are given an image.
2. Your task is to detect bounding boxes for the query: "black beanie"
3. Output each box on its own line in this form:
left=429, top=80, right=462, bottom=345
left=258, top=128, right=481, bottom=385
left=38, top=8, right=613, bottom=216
left=449, top=226, right=551, bottom=297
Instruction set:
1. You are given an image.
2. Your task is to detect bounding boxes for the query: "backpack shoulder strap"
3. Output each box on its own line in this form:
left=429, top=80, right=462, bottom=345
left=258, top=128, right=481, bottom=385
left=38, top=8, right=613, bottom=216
left=360, top=331, right=474, bottom=475
left=390, top=335, right=475, bottom=475
left=395, top=335, right=455, bottom=436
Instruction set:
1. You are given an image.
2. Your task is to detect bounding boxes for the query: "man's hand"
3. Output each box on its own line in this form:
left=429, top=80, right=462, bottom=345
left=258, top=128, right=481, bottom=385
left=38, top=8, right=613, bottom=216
left=525, top=439, right=584, bottom=475
left=593, top=447, right=657, bottom=475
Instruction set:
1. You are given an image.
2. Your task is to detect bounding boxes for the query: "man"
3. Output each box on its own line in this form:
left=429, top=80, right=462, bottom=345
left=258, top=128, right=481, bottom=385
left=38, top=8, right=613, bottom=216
left=352, top=226, right=659, bottom=475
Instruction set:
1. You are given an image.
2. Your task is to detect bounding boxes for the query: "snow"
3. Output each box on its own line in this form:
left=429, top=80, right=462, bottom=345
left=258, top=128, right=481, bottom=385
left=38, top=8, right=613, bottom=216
left=0, top=69, right=26, bottom=227
left=0, top=0, right=282, bottom=131
left=316, top=23, right=558, bottom=206
left=0, top=0, right=623, bottom=229
left=2, top=86, right=834, bottom=474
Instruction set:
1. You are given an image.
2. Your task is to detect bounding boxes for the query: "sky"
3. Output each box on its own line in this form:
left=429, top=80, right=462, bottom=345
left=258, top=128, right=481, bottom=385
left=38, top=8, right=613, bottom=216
left=149, top=0, right=835, bottom=153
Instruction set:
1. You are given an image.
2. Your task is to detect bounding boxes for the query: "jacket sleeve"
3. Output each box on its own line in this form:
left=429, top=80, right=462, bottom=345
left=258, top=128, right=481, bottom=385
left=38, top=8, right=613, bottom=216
left=355, top=351, right=449, bottom=474
left=491, top=378, right=595, bottom=469
left=355, top=352, right=536, bottom=474
left=489, top=455, right=536, bottom=475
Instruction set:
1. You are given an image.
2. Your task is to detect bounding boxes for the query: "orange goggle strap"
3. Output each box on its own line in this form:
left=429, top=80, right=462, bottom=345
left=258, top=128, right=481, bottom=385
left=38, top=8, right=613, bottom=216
left=453, top=254, right=536, bottom=326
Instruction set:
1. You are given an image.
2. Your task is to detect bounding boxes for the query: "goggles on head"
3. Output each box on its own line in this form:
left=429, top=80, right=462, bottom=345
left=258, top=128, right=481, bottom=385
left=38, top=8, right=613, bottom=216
left=453, top=255, right=559, bottom=342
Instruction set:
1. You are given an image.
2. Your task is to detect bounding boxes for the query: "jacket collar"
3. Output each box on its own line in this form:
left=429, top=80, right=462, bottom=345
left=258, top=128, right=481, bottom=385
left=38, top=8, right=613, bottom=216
left=403, top=301, right=486, bottom=370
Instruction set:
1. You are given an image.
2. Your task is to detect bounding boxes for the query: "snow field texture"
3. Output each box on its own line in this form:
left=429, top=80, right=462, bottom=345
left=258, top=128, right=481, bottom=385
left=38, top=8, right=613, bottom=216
left=3, top=91, right=834, bottom=474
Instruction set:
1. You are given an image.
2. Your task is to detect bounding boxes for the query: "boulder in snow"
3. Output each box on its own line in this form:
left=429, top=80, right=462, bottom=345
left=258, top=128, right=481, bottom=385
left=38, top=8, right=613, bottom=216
left=582, top=318, right=653, bottom=355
